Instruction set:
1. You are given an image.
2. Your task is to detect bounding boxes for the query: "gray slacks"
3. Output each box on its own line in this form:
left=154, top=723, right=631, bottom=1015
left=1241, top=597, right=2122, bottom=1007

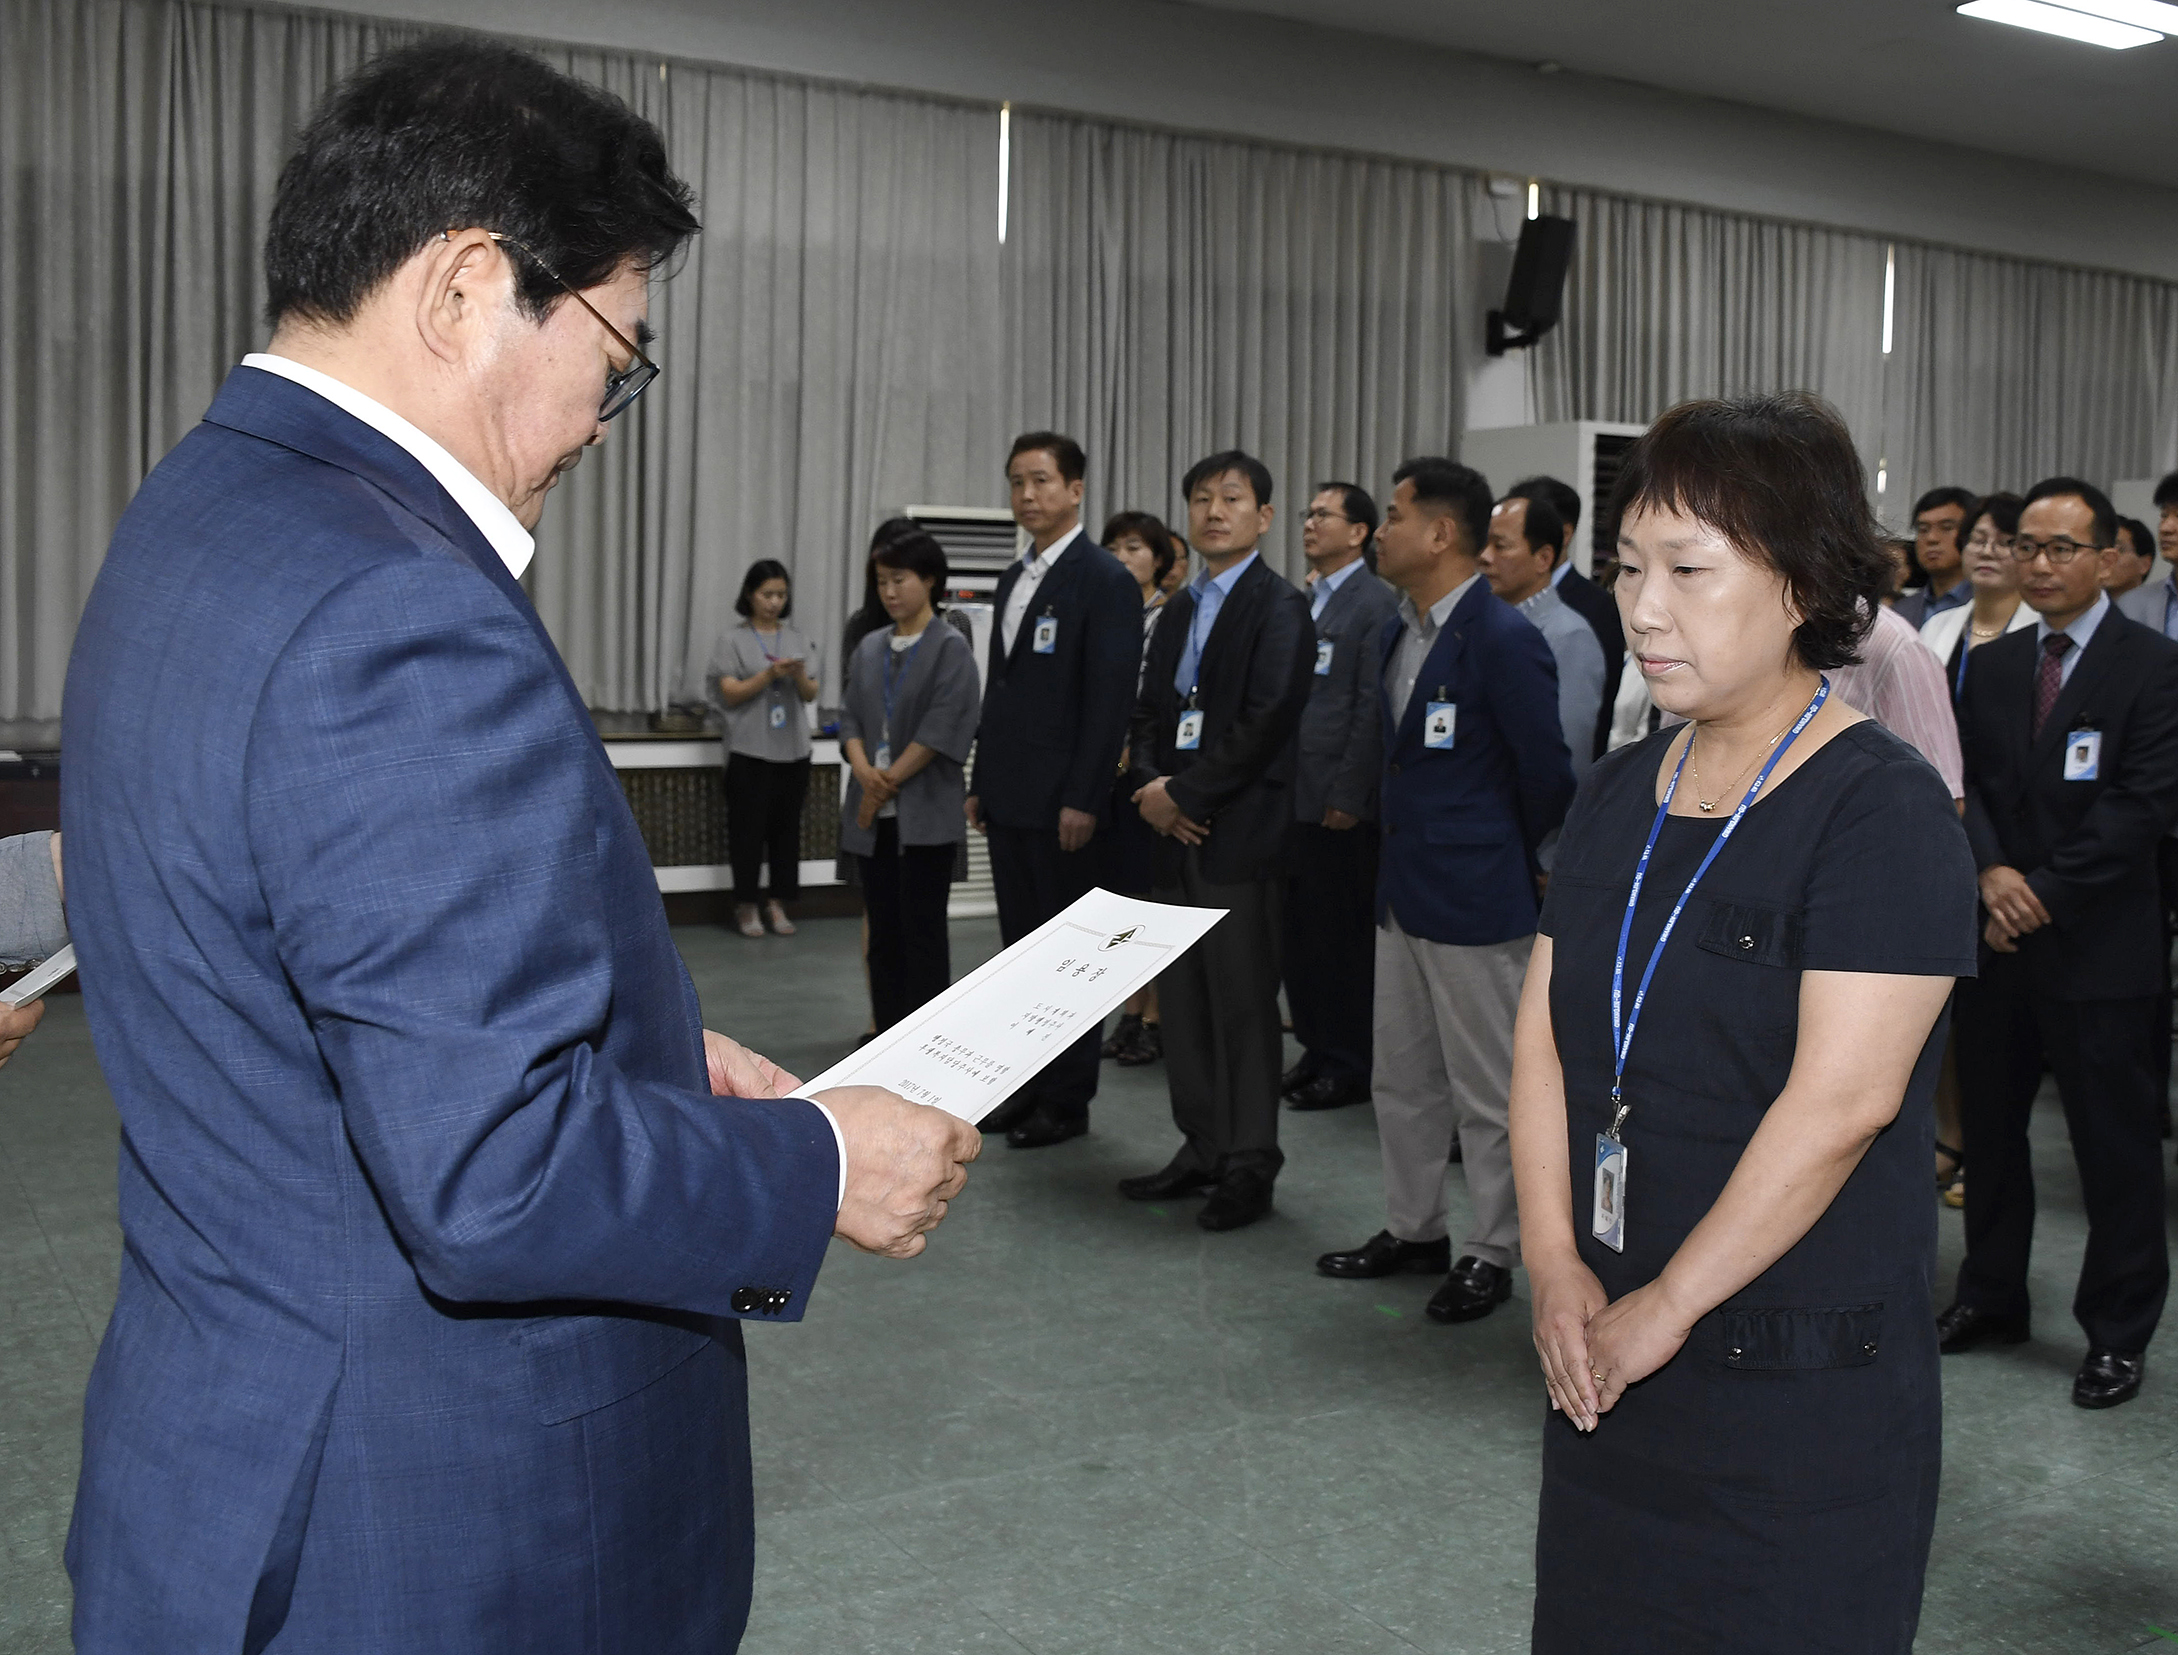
left=1371, top=915, right=1531, bottom=1268
left=1153, top=850, right=1285, bottom=1175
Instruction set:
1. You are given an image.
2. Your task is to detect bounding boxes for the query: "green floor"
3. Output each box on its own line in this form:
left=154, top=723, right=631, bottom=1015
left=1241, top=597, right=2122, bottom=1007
left=3, top=914, right=2175, bottom=1653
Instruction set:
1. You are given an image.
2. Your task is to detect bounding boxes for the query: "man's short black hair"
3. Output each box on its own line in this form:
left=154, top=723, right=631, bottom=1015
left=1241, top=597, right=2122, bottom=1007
left=2021, top=476, right=2117, bottom=548
left=1507, top=475, right=1581, bottom=534
left=2117, top=517, right=2157, bottom=563
left=265, top=38, right=698, bottom=327
left=1910, top=486, right=1978, bottom=524
left=1610, top=393, right=1888, bottom=673
left=1008, top=432, right=1087, bottom=485
left=2153, top=471, right=2178, bottom=510
left=871, top=528, right=951, bottom=605
left=1182, top=450, right=1274, bottom=509
left=1314, top=482, right=1378, bottom=541
left=1101, top=511, right=1178, bottom=584
left=1392, top=458, right=1494, bottom=558
left=735, top=558, right=792, bottom=619
left=1500, top=493, right=1568, bottom=567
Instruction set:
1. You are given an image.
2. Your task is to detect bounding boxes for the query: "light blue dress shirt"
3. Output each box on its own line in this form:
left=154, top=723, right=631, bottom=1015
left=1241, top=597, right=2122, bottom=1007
left=1309, top=555, right=1365, bottom=620
left=2034, top=589, right=2110, bottom=690
left=1174, top=550, right=1260, bottom=696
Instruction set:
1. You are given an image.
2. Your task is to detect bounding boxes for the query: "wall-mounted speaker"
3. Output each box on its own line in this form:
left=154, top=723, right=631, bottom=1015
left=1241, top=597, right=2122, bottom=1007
left=1487, top=214, right=1575, bottom=355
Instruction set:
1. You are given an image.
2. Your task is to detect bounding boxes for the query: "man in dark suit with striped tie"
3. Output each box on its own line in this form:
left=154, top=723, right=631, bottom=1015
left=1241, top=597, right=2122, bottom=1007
left=1940, top=476, right=2178, bottom=1412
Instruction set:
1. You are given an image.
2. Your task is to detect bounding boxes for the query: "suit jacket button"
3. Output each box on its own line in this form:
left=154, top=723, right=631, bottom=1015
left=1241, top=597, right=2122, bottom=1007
left=732, top=1288, right=759, bottom=1314
left=1388, top=763, right=1400, bottom=777
left=1738, top=935, right=1755, bottom=950
left=770, top=1290, right=792, bottom=1313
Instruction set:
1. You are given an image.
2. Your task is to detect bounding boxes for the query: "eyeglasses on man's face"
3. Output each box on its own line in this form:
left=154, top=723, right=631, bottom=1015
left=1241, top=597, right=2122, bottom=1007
left=1302, top=508, right=1352, bottom=525
left=2010, top=536, right=2107, bottom=566
left=482, top=232, right=658, bottom=421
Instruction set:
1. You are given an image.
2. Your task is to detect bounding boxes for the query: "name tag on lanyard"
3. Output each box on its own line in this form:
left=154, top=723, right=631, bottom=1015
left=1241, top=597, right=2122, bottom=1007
left=1424, top=701, right=1456, bottom=750
left=1032, top=613, right=1058, bottom=654
left=769, top=702, right=787, bottom=729
left=1314, top=639, right=1334, bottom=676
left=1592, top=1135, right=1628, bottom=1253
left=1176, top=708, right=1204, bottom=751
left=2063, top=730, right=2101, bottom=781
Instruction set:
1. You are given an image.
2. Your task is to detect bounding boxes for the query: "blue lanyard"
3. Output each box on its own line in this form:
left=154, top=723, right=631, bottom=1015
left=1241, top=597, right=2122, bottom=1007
left=1606, top=677, right=1830, bottom=1140
left=1952, top=630, right=1971, bottom=700
left=881, top=630, right=927, bottom=743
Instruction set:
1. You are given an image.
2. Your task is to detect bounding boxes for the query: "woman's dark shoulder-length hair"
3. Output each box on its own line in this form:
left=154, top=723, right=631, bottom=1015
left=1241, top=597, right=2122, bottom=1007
left=1608, top=393, right=1889, bottom=672
left=1102, top=510, right=1177, bottom=584
left=735, top=558, right=792, bottom=619
left=871, top=528, right=950, bottom=608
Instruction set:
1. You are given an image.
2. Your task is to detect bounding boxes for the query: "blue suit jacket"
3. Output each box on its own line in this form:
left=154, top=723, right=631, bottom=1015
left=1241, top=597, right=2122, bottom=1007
left=1375, top=579, right=1577, bottom=946
left=61, top=368, right=840, bottom=1654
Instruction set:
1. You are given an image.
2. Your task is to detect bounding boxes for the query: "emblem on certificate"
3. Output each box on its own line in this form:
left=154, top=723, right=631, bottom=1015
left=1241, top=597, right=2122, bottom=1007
left=1592, top=1134, right=1627, bottom=1253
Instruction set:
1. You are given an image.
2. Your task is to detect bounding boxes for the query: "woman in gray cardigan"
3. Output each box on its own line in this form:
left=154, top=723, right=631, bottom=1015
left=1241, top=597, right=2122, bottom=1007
left=839, top=531, right=981, bottom=1033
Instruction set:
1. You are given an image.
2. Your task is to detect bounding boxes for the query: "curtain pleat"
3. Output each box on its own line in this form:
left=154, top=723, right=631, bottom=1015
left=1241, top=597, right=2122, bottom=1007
left=1002, top=112, right=1479, bottom=576
left=10, top=0, right=2178, bottom=724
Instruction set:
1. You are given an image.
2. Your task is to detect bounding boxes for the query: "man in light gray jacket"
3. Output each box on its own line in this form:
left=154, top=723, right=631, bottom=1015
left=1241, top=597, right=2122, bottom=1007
left=0, top=830, right=68, bottom=1065
left=1282, top=484, right=1399, bottom=1113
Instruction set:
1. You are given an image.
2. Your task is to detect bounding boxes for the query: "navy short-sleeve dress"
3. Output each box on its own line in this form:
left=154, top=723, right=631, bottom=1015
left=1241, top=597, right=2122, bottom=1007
left=1532, top=718, right=1978, bottom=1655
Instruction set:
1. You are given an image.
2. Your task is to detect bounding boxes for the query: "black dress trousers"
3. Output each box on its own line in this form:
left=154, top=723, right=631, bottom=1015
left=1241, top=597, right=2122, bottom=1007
left=1281, top=820, right=1379, bottom=1086
left=859, top=819, right=955, bottom=1034
left=986, top=822, right=1103, bottom=1124
left=1154, top=850, right=1286, bottom=1177
left=1953, top=949, right=2170, bottom=1355
left=723, top=753, right=809, bottom=905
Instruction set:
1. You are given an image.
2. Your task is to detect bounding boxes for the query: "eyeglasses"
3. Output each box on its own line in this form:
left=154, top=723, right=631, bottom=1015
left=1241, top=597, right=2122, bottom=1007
left=2011, top=536, right=2107, bottom=566
left=1302, top=508, right=1352, bottom=525
left=481, top=231, right=659, bottom=421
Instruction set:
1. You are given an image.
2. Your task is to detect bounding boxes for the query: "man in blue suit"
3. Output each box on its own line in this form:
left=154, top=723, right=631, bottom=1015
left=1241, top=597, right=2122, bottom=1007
left=1315, top=459, right=1575, bottom=1323
left=61, top=41, right=977, bottom=1654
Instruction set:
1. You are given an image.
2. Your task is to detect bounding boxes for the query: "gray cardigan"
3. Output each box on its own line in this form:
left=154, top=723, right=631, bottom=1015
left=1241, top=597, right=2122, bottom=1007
left=0, top=831, right=67, bottom=966
left=837, top=623, right=982, bottom=856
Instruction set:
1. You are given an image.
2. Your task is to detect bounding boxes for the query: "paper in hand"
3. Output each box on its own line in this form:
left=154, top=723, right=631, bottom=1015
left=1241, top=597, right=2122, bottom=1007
left=799, top=889, right=1223, bottom=1123
left=1, top=944, right=75, bottom=1007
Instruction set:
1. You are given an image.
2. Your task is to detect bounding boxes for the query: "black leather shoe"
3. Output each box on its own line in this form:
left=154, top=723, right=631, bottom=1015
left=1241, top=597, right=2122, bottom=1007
left=1279, top=1058, right=1318, bottom=1097
left=1425, top=1256, right=1513, bottom=1323
left=2072, top=1348, right=2145, bottom=1409
left=1006, top=1106, right=1087, bottom=1150
left=979, top=1096, right=1035, bottom=1135
left=1287, top=1072, right=1370, bottom=1112
left=1101, top=1014, right=1141, bottom=1061
left=1198, top=1168, right=1275, bottom=1231
left=1936, top=1302, right=2031, bottom=1354
left=1117, top=1160, right=1217, bottom=1201
left=1116, top=1022, right=1162, bottom=1067
left=1316, top=1231, right=1451, bottom=1279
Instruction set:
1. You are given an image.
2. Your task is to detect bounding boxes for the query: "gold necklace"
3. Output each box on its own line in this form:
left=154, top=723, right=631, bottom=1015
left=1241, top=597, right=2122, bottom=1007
left=1686, top=721, right=1791, bottom=813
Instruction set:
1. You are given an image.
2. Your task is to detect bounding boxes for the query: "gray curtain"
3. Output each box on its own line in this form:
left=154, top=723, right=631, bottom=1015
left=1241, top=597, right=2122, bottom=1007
left=1003, top=111, right=1482, bottom=579
left=1, top=0, right=1000, bottom=722
left=1525, top=184, right=1892, bottom=487
left=13, top=0, right=2178, bottom=726
left=1883, top=243, right=2178, bottom=510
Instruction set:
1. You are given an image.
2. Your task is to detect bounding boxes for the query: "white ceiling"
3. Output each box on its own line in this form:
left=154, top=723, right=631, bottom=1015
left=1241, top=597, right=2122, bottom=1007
left=1180, top=0, right=2178, bottom=190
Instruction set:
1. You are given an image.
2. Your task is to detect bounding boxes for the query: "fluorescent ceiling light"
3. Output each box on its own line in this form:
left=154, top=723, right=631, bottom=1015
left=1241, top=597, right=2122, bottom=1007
left=2058, top=0, right=2178, bottom=30
left=1956, top=0, right=2162, bottom=47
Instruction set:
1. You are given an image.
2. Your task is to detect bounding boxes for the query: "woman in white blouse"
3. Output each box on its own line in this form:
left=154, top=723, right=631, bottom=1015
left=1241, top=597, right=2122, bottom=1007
left=1921, top=493, right=2034, bottom=698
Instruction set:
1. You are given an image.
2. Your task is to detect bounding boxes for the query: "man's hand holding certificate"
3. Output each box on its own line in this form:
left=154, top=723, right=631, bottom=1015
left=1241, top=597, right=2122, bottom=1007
left=802, top=889, right=1226, bottom=1126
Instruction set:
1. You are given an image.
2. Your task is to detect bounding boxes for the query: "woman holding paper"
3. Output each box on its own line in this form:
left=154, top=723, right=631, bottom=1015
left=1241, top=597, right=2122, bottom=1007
left=1507, top=395, right=1977, bottom=1653
left=839, top=531, right=982, bottom=1033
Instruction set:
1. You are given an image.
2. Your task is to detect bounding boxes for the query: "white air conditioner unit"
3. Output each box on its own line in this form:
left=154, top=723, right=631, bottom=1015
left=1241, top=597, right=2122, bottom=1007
left=1459, top=421, right=1646, bottom=575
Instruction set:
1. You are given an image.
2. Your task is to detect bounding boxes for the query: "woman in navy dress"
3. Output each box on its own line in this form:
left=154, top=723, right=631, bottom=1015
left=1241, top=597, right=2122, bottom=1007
left=1510, top=395, right=1979, bottom=1653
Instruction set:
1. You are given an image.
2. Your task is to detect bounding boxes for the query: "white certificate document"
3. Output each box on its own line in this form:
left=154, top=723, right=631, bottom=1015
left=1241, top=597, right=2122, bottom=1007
left=798, top=888, right=1224, bottom=1123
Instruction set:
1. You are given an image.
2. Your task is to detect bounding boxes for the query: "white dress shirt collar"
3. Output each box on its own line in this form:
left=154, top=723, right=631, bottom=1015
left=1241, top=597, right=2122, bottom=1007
left=1310, top=555, right=1365, bottom=615
left=241, top=352, right=536, bottom=580
left=1024, top=522, right=1084, bottom=572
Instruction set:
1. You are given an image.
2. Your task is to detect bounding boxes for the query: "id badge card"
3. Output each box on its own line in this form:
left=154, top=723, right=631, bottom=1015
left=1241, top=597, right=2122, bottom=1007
left=768, top=702, right=787, bottom=729
left=1424, top=701, right=1457, bottom=750
left=873, top=742, right=892, bottom=771
left=1592, top=1134, right=1627, bottom=1254
left=2063, top=729, right=2101, bottom=782
left=1314, top=639, right=1335, bottom=677
left=1032, top=615, right=1058, bottom=654
left=1175, top=709, right=1204, bottom=751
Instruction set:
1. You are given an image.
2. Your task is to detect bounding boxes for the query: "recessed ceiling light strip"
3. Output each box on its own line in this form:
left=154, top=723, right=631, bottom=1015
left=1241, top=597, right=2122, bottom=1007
left=1956, top=0, right=2163, bottom=47
left=2048, top=0, right=2178, bottom=31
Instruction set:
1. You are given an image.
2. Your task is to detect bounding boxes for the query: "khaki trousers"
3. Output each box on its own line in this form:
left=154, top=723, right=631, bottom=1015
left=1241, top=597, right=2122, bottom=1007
left=1371, top=915, right=1531, bottom=1268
